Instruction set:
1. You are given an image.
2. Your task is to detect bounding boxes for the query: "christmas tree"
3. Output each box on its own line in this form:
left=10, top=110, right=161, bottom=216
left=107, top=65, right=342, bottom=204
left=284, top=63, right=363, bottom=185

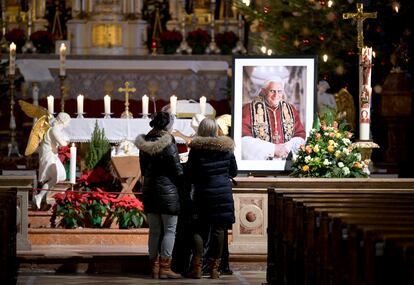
left=85, top=121, right=111, bottom=171
left=235, top=0, right=413, bottom=93
left=235, top=0, right=367, bottom=89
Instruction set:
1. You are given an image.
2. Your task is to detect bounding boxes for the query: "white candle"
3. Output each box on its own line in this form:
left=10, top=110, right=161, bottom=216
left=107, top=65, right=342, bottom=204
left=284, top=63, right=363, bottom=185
left=199, top=96, right=207, bottom=114
left=104, top=94, right=111, bottom=114
left=70, top=143, right=77, bottom=184
left=142, top=94, right=149, bottom=115
left=362, top=46, right=372, bottom=86
left=9, top=42, right=16, bottom=75
left=170, top=95, right=177, bottom=115
left=59, top=43, right=66, bottom=76
left=359, top=86, right=372, bottom=140
left=47, top=95, right=54, bottom=114
left=77, top=94, right=84, bottom=114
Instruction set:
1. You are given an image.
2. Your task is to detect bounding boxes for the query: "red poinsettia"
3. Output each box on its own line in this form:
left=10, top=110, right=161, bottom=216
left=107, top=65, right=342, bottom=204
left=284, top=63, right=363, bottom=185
left=58, top=146, right=71, bottom=164
left=78, top=166, right=113, bottom=185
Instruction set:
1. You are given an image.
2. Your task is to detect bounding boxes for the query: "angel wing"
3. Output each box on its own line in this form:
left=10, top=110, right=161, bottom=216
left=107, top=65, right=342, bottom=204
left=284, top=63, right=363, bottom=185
left=19, top=100, right=51, bottom=156
left=19, top=100, right=49, bottom=119
left=25, top=115, right=50, bottom=156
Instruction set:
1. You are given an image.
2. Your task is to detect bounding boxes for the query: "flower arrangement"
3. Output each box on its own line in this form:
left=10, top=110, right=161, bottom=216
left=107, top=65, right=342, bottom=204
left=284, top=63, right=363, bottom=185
left=160, top=30, right=182, bottom=54
left=51, top=189, right=146, bottom=229
left=5, top=28, right=26, bottom=52
left=215, top=31, right=239, bottom=54
left=30, top=30, right=54, bottom=53
left=291, top=120, right=370, bottom=178
left=186, top=28, right=211, bottom=54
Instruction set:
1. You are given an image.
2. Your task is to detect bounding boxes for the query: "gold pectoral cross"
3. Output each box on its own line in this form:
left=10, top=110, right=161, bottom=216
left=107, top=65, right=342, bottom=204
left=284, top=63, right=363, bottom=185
left=343, top=3, right=377, bottom=53
left=118, top=81, right=136, bottom=118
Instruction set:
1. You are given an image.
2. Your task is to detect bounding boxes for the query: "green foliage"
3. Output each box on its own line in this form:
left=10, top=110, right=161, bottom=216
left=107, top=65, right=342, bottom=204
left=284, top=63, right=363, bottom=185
left=291, top=120, right=369, bottom=178
left=234, top=0, right=357, bottom=80
left=84, top=121, right=111, bottom=171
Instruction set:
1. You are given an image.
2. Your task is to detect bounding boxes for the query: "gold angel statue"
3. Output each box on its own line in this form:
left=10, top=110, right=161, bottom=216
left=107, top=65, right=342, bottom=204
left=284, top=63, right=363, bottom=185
left=19, top=100, right=71, bottom=209
left=335, top=88, right=356, bottom=131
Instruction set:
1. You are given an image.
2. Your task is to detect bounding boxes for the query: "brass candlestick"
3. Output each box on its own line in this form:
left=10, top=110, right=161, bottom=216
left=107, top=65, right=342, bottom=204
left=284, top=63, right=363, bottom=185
left=206, top=0, right=220, bottom=54
left=118, top=81, right=136, bottom=118
left=8, top=74, right=21, bottom=157
left=59, top=75, right=67, bottom=112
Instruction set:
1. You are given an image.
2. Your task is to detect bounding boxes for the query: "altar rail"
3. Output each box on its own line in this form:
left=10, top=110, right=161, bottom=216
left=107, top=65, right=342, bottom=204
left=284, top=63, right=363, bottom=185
left=246, top=178, right=414, bottom=285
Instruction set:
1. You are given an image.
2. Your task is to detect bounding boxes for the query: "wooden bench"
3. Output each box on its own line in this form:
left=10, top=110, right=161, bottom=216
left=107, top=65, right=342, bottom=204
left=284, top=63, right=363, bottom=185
left=267, top=186, right=414, bottom=285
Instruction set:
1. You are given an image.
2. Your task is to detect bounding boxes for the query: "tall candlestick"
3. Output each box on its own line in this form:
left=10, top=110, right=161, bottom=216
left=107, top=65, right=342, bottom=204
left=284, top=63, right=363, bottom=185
left=59, top=43, right=66, bottom=76
left=142, top=94, right=149, bottom=116
left=170, top=95, right=177, bottom=115
left=77, top=94, right=84, bottom=114
left=9, top=42, right=16, bottom=75
left=359, top=46, right=373, bottom=140
left=47, top=95, right=54, bottom=114
left=199, top=96, right=207, bottom=114
left=70, top=143, right=77, bottom=184
left=104, top=94, right=111, bottom=114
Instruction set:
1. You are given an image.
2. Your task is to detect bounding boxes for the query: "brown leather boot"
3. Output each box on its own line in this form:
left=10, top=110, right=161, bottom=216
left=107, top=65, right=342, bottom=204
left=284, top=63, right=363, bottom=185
left=186, top=257, right=202, bottom=279
left=209, top=258, right=221, bottom=279
left=150, top=256, right=159, bottom=279
left=159, top=257, right=182, bottom=279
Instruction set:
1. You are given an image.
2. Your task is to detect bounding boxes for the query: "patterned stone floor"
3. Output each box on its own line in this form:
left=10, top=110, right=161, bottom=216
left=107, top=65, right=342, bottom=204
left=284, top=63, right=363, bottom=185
left=17, top=269, right=267, bottom=284
left=17, top=246, right=267, bottom=284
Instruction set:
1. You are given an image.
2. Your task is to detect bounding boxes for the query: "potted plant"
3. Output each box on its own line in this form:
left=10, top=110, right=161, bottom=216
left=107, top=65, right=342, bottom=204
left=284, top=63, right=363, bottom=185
left=160, top=30, right=183, bottom=54
left=5, top=28, right=26, bottom=53
left=112, top=195, right=146, bottom=229
left=216, top=31, right=239, bottom=55
left=30, top=30, right=54, bottom=53
left=186, top=28, right=211, bottom=55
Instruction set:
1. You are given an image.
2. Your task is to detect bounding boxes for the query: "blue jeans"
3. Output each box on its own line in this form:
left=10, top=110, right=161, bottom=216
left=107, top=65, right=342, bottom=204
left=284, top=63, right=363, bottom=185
left=147, top=213, right=178, bottom=260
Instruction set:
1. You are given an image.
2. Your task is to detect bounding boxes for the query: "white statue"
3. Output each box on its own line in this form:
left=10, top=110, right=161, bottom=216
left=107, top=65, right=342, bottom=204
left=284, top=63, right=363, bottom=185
left=317, top=80, right=337, bottom=115
left=19, top=101, right=71, bottom=209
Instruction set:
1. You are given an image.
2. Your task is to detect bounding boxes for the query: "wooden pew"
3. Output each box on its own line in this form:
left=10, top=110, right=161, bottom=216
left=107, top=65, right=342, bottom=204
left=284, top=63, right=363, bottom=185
left=267, top=187, right=414, bottom=285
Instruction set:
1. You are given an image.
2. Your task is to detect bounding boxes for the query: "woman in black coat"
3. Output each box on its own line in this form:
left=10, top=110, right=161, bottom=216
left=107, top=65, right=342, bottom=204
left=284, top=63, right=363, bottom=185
left=185, top=118, right=238, bottom=279
left=135, top=111, right=183, bottom=279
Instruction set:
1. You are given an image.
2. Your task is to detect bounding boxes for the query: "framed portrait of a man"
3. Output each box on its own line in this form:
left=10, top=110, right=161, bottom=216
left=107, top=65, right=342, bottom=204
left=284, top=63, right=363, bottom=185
left=232, top=56, right=317, bottom=172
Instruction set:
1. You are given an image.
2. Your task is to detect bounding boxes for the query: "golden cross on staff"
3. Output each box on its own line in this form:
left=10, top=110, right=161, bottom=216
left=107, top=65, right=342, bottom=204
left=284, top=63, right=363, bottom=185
left=118, top=81, right=136, bottom=118
left=343, top=3, right=377, bottom=53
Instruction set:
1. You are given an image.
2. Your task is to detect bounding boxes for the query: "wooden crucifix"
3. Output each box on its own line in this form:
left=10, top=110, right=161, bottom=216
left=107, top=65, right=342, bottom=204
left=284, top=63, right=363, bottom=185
left=118, top=81, right=136, bottom=118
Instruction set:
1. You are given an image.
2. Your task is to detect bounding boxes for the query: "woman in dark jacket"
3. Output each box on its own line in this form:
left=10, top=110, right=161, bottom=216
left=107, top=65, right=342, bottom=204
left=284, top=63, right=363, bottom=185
left=185, top=118, right=238, bottom=279
left=135, top=111, right=183, bottom=279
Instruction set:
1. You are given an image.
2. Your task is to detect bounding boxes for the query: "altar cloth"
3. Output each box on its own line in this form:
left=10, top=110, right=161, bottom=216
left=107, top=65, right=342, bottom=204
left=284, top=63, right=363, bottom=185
left=66, top=118, right=194, bottom=143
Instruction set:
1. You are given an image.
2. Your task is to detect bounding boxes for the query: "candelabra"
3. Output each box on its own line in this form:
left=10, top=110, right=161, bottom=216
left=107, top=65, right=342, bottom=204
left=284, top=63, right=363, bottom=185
left=205, top=0, right=220, bottom=54
left=59, top=75, right=67, bottom=112
left=176, top=0, right=192, bottom=54
left=232, top=13, right=247, bottom=54
left=22, top=5, right=37, bottom=53
left=0, top=1, right=8, bottom=52
left=8, top=74, right=21, bottom=157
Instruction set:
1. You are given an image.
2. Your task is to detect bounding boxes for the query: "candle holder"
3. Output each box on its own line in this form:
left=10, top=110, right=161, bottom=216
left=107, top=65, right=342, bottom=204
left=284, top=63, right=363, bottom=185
left=76, top=112, right=85, bottom=119
left=59, top=75, right=67, bottom=112
left=205, top=0, right=221, bottom=55
left=102, top=113, right=113, bottom=119
left=176, top=0, right=192, bottom=54
left=232, top=14, right=247, bottom=54
left=7, top=74, right=21, bottom=157
left=140, top=113, right=151, bottom=119
left=351, top=140, right=380, bottom=173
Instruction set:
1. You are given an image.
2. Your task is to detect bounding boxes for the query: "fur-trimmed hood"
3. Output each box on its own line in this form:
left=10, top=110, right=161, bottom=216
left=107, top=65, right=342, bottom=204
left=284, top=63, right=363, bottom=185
left=135, top=133, right=173, bottom=155
left=189, top=136, right=235, bottom=152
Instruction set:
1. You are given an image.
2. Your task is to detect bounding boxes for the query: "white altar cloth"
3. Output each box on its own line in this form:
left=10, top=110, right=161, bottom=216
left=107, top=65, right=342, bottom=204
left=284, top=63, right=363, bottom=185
left=66, top=118, right=194, bottom=143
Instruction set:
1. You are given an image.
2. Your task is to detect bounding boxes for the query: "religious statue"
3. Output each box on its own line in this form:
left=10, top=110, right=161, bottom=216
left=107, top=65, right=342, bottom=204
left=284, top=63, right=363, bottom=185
left=335, top=88, right=356, bottom=131
left=19, top=100, right=71, bottom=210
left=317, top=80, right=337, bottom=115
